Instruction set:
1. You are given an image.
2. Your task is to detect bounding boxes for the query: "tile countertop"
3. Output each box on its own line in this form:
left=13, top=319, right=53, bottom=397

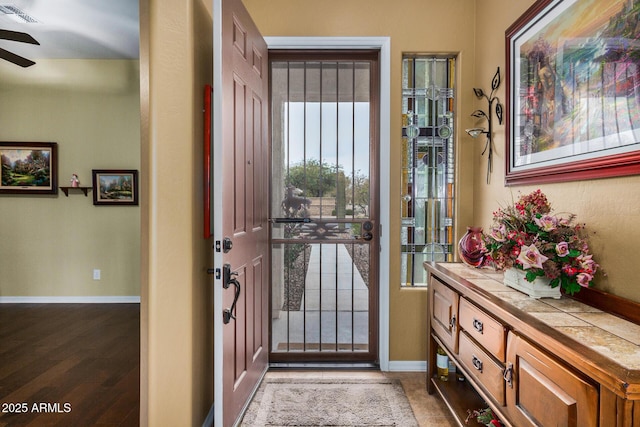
left=433, top=262, right=640, bottom=371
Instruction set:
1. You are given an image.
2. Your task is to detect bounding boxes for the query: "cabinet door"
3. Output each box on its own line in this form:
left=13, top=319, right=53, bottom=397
left=505, top=333, right=598, bottom=427
left=429, top=276, right=459, bottom=353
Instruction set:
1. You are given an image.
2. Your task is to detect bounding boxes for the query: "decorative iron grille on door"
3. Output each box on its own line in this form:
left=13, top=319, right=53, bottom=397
left=269, top=52, right=379, bottom=362
left=401, top=56, right=456, bottom=287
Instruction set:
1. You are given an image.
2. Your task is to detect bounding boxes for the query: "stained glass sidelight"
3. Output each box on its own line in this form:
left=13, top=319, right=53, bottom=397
left=401, top=56, right=456, bottom=286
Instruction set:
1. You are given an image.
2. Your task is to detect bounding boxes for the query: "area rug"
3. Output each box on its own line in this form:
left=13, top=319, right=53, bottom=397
left=240, top=378, right=419, bottom=426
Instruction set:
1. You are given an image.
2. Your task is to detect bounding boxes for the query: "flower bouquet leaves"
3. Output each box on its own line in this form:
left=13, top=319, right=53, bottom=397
left=483, top=190, right=599, bottom=295
left=466, top=407, right=503, bottom=427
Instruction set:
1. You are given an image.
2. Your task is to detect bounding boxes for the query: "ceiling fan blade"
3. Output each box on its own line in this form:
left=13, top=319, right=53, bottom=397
left=0, top=47, right=35, bottom=67
left=0, top=29, right=39, bottom=45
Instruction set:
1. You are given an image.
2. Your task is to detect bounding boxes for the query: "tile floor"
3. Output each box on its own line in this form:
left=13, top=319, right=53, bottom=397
left=264, top=370, right=457, bottom=426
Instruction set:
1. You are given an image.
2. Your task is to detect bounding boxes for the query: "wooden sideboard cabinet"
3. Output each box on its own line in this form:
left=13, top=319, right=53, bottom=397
left=425, top=262, right=640, bottom=427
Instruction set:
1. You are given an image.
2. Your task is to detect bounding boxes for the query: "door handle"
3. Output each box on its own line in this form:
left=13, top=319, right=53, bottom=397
left=222, top=264, right=241, bottom=324
left=504, top=362, right=514, bottom=388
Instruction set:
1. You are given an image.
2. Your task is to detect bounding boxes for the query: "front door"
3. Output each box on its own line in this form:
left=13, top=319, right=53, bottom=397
left=269, top=51, right=380, bottom=364
left=213, top=0, right=269, bottom=425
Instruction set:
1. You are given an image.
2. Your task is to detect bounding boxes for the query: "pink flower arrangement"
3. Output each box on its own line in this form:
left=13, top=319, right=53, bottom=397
left=483, top=190, right=599, bottom=295
left=466, top=407, right=503, bottom=427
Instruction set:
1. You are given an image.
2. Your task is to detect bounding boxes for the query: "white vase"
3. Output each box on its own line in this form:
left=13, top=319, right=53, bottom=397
left=503, top=268, right=561, bottom=299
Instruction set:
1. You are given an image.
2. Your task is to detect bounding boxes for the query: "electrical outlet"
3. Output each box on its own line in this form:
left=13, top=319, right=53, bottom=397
left=93, top=269, right=101, bottom=280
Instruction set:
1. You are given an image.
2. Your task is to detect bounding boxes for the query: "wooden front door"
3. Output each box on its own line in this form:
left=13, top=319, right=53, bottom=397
left=213, top=0, right=269, bottom=425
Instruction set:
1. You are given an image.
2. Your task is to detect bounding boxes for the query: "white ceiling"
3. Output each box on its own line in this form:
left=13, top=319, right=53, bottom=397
left=0, top=0, right=139, bottom=62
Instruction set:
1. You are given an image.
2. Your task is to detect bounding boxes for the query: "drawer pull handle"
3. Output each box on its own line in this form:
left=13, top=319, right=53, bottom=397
left=450, top=314, right=457, bottom=330
left=472, top=318, right=484, bottom=333
left=504, top=362, right=513, bottom=388
left=471, top=355, right=483, bottom=373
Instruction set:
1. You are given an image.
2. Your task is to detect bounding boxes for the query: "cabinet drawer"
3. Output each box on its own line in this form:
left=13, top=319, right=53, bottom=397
left=459, top=297, right=506, bottom=362
left=459, top=331, right=505, bottom=406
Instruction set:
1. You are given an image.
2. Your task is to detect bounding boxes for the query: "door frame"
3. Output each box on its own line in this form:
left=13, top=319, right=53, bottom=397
left=264, top=36, right=391, bottom=370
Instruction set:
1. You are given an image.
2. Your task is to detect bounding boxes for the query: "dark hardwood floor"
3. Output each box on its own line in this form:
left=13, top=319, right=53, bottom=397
left=0, top=304, right=140, bottom=426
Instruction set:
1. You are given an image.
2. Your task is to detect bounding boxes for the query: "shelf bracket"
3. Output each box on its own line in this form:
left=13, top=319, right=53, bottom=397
left=59, top=186, right=92, bottom=197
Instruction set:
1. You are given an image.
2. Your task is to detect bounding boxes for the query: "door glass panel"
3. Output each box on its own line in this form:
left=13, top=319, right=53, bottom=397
left=270, top=55, right=377, bottom=360
left=401, top=56, right=456, bottom=287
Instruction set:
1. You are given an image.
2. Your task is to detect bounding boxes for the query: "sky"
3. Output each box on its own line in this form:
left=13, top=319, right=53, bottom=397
left=283, top=102, right=371, bottom=177
left=1, top=149, right=49, bottom=167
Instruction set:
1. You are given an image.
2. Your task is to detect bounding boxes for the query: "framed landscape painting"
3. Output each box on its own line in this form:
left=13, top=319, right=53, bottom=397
left=506, top=0, right=640, bottom=184
left=0, top=142, right=58, bottom=195
left=92, top=169, right=139, bottom=206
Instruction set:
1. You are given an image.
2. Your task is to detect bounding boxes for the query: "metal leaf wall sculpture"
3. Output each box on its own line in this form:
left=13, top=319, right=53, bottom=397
left=469, top=67, right=503, bottom=184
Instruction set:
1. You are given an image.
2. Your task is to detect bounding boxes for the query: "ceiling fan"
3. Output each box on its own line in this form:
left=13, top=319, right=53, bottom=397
left=0, top=29, right=39, bottom=67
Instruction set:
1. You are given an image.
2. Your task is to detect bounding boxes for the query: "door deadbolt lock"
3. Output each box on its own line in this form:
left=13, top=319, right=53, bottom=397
left=222, top=237, right=233, bottom=253
left=360, top=221, right=374, bottom=240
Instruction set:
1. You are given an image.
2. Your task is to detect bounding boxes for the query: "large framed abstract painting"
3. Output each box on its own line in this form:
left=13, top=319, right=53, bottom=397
left=0, top=142, right=58, bottom=195
left=506, top=0, right=640, bottom=184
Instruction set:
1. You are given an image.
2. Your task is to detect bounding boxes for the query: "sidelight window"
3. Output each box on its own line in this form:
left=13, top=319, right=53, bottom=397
left=401, top=55, right=456, bottom=287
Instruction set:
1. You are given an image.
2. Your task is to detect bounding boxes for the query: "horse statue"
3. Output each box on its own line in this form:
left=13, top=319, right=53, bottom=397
left=281, top=185, right=311, bottom=217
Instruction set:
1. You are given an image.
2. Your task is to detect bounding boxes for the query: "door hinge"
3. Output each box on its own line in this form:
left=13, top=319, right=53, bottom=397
left=215, top=240, right=221, bottom=252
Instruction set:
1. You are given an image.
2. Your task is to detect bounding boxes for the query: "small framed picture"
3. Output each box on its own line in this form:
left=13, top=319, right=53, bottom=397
left=0, top=141, right=58, bottom=195
left=92, top=169, right=138, bottom=206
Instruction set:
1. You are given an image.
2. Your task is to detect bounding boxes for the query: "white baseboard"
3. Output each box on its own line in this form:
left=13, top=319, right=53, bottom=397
left=386, top=360, right=427, bottom=372
left=0, top=296, right=140, bottom=303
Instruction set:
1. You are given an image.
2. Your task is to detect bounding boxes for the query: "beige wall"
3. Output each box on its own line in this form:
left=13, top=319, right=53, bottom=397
left=244, top=0, right=640, bottom=367
left=473, top=0, right=640, bottom=304
left=243, top=0, right=478, bottom=362
left=0, top=59, right=140, bottom=298
left=140, top=0, right=213, bottom=425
